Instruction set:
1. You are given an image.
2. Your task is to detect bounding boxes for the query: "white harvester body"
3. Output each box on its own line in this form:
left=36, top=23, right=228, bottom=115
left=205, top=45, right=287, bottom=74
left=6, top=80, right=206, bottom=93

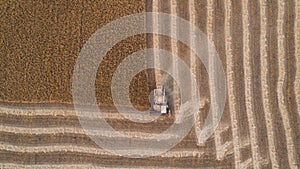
left=150, top=85, right=169, bottom=115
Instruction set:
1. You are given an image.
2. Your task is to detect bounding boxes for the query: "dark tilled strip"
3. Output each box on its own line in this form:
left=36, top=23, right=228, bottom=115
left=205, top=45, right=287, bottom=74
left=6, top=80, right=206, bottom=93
left=0, top=114, right=80, bottom=127
left=177, top=0, right=191, bottom=68
left=194, top=0, right=210, bottom=126
left=0, top=114, right=176, bottom=133
left=146, top=0, right=156, bottom=91
left=266, top=1, right=290, bottom=168
left=213, top=0, right=233, bottom=143
left=285, top=0, right=300, bottom=159
left=248, top=0, right=269, bottom=161
left=0, top=132, right=98, bottom=148
left=0, top=150, right=234, bottom=168
left=0, top=130, right=200, bottom=150
left=231, top=0, right=250, bottom=162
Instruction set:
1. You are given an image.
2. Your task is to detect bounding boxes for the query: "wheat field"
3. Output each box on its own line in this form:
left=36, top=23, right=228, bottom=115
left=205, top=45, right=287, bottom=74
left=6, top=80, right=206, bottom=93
left=1, top=0, right=300, bottom=168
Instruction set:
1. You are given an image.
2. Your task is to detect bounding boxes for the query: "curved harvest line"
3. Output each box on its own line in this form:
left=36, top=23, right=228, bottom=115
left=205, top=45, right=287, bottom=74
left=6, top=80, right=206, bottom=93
left=0, top=142, right=207, bottom=158
left=206, top=0, right=223, bottom=160
left=242, top=0, right=260, bottom=168
left=224, top=0, right=241, bottom=168
left=277, top=1, right=299, bottom=167
left=188, top=0, right=202, bottom=146
left=169, top=0, right=181, bottom=121
left=0, top=143, right=112, bottom=155
left=295, top=0, right=300, bottom=130
left=152, top=0, right=162, bottom=82
left=0, top=106, right=159, bottom=121
left=0, top=163, right=206, bottom=169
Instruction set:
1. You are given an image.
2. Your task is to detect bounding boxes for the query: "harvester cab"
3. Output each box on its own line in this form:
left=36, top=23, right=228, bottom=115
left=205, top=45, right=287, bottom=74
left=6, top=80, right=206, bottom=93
left=150, top=85, right=169, bottom=115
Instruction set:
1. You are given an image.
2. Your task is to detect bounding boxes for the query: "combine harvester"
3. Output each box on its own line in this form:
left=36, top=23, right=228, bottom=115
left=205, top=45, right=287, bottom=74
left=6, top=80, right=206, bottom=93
left=150, top=86, right=170, bottom=115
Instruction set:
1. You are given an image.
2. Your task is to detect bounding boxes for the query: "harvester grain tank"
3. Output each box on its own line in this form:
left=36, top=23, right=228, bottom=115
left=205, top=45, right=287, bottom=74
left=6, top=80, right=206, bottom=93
left=150, top=85, right=169, bottom=115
